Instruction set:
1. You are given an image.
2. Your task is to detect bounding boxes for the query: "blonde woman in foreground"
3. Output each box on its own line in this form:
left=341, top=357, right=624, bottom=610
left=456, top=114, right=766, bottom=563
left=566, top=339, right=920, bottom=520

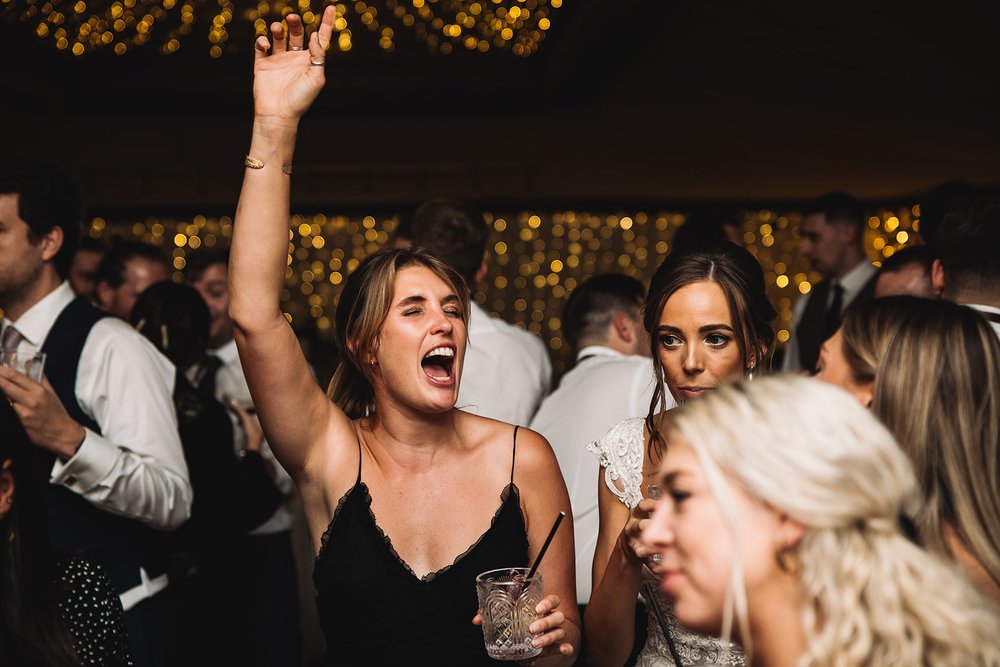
left=641, top=375, right=1000, bottom=667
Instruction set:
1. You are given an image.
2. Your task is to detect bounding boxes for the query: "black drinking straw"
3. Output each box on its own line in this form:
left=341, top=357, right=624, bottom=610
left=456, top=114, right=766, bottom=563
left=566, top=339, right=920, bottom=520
left=526, top=512, right=565, bottom=579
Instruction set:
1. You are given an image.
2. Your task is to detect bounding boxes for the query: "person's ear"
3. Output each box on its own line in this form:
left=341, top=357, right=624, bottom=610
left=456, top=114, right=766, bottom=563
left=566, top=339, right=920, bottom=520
left=0, top=460, right=16, bottom=520
left=856, top=380, right=874, bottom=409
left=39, top=225, right=64, bottom=264
left=777, top=513, right=806, bottom=550
left=94, top=280, right=115, bottom=311
left=931, top=258, right=946, bottom=297
left=473, top=261, right=488, bottom=286
left=611, top=311, right=634, bottom=344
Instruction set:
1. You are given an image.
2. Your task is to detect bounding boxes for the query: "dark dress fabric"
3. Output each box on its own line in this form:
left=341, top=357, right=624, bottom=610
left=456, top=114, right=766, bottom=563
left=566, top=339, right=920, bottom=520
left=56, top=557, right=133, bottom=666
left=314, top=428, right=530, bottom=666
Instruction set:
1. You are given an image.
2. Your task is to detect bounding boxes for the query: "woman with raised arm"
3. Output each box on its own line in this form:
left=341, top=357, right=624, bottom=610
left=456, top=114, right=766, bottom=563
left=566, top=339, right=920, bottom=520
left=586, top=239, right=775, bottom=667
left=228, top=9, right=578, bottom=665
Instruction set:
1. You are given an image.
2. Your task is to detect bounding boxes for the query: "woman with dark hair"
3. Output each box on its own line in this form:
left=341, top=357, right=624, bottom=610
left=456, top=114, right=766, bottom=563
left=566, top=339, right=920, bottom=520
left=130, top=281, right=285, bottom=664
left=0, top=397, right=132, bottom=666
left=586, top=240, right=776, bottom=666
left=226, top=9, right=577, bottom=666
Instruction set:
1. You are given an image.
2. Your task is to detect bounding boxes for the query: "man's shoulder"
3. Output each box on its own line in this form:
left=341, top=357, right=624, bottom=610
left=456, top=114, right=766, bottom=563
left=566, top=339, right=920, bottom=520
left=85, top=317, right=174, bottom=369
left=472, top=308, right=548, bottom=354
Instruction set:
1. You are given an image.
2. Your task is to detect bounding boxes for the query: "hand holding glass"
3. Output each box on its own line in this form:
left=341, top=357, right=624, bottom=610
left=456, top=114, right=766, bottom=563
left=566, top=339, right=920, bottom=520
left=476, top=567, right=543, bottom=660
left=0, top=349, right=46, bottom=382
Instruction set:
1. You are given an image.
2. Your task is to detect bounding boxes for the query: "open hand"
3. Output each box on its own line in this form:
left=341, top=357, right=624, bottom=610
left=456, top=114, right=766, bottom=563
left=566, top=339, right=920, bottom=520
left=252, top=7, right=337, bottom=122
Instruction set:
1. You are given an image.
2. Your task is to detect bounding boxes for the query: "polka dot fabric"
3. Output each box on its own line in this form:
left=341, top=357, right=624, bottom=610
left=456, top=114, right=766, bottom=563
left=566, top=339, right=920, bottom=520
left=56, top=558, right=133, bottom=666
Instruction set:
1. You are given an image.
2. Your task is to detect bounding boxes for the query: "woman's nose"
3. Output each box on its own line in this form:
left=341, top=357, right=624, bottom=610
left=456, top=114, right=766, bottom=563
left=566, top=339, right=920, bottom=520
left=682, top=345, right=703, bottom=374
left=641, top=501, right=674, bottom=554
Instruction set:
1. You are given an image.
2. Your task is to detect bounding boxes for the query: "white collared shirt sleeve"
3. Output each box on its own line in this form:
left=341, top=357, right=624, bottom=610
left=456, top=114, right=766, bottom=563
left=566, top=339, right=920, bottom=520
left=49, top=317, right=192, bottom=530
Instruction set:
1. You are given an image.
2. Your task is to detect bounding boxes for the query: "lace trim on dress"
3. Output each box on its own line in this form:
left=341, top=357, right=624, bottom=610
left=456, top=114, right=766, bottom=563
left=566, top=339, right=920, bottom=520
left=316, top=483, right=357, bottom=564
left=638, top=568, right=745, bottom=666
left=316, top=481, right=521, bottom=583
left=587, top=417, right=646, bottom=509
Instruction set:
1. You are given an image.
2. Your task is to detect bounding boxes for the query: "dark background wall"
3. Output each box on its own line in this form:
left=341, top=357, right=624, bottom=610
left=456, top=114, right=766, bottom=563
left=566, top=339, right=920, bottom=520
left=3, top=0, right=999, bottom=215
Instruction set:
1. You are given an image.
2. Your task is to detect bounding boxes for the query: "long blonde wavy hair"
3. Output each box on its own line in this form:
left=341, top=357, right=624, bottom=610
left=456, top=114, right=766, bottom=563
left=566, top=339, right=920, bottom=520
left=669, top=375, right=1000, bottom=667
left=872, top=299, right=1000, bottom=598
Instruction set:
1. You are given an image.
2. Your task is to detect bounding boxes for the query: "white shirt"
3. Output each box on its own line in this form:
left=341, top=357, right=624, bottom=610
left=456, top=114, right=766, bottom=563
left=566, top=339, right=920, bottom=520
left=457, top=302, right=552, bottom=425
left=209, top=339, right=296, bottom=534
left=528, top=346, right=669, bottom=604
left=782, top=260, right=878, bottom=372
left=2, top=282, right=191, bottom=529
left=966, top=303, right=1000, bottom=339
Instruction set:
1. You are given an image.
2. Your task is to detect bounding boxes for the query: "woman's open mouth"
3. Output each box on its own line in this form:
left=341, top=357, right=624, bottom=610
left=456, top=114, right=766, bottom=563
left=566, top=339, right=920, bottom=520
left=421, top=346, right=456, bottom=385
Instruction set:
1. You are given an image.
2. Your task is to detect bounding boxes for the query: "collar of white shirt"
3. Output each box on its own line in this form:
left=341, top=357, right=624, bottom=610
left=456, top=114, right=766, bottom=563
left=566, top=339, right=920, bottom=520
left=1, top=282, right=76, bottom=349
left=209, top=337, right=240, bottom=367
left=575, top=345, right=624, bottom=363
left=835, top=260, right=878, bottom=303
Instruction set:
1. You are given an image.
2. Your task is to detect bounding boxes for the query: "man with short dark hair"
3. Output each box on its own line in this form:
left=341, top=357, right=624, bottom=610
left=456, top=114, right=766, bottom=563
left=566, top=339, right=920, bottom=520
left=782, top=192, right=878, bottom=373
left=94, top=240, right=170, bottom=320
left=874, top=245, right=938, bottom=298
left=932, top=197, right=1000, bottom=337
left=403, top=198, right=553, bottom=424
left=530, top=273, right=666, bottom=608
left=68, top=236, right=107, bottom=302
left=0, top=162, right=190, bottom=667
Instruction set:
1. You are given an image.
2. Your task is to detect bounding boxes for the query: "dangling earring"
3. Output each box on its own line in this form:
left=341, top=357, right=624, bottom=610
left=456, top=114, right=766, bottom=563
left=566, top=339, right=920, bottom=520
left=746, top=364, right=756, bottom=381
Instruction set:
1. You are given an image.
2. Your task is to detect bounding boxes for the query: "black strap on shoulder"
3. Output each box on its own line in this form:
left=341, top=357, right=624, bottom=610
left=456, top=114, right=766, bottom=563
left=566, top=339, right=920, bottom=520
left=355, top=429, right=363, bottom=484
left=510, top=425, right=520, bottom=485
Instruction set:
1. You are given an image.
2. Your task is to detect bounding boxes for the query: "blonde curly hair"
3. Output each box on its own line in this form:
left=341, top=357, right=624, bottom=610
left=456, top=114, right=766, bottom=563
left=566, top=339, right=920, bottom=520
left=669, top=375, right=1000, bottom=667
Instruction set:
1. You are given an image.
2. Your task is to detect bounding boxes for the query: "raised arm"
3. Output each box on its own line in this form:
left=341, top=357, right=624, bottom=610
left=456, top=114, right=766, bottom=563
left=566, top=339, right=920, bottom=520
left=229, top=7, right=348, bottom=479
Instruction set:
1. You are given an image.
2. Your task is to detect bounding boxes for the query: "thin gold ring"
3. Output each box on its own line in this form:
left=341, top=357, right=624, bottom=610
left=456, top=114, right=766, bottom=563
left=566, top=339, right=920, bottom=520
left=289, top=45, right=304, bottom=51
left=310, top=58, right=325, bottom=66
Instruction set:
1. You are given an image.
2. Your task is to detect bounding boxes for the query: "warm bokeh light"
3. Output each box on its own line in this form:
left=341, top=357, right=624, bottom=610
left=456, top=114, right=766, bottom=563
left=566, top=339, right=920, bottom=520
left=77, top=203, right=921, bottom=375
left=1, top=0, right=562, bottom=56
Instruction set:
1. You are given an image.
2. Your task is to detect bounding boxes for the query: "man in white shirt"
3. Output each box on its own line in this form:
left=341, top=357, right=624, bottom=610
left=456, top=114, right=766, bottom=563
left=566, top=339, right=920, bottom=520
left=402, top=199, right=552, bottom=425
left=782, top=192, right=878, bottom=373
left=0, top=162, right=191, bottom=667
left=94, top=240, right=170, bottom=320
left=530, top=273, right=669, bottom=607
left=187, top=248, right=304, bottom=667
left=931, top=196, right=1000, bottom=338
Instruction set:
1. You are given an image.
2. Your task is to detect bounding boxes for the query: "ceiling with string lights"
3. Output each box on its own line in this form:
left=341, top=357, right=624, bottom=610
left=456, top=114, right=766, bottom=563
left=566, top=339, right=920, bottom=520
left=2, top=0, right=999, bottom=211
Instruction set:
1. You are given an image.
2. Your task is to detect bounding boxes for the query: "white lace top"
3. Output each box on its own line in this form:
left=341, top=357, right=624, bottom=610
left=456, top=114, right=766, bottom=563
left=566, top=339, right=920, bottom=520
left=588, top=418, right=745, bottom=667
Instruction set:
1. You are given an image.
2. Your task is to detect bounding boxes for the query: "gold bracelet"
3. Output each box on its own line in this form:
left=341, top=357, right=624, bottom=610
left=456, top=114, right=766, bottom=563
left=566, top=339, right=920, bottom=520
left=244, top=155, right=293, bottom=175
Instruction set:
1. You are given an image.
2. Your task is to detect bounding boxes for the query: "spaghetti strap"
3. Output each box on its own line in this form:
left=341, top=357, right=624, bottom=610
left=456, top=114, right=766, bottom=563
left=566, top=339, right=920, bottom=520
left=355, top=430, right=363, bottom=484
left=510, top=425, right=520, bottom=485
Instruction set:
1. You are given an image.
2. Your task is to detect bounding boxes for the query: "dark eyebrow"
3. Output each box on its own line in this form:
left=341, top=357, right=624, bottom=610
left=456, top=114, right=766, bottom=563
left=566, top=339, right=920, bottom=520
left=657, top=324, right=734, bottom=334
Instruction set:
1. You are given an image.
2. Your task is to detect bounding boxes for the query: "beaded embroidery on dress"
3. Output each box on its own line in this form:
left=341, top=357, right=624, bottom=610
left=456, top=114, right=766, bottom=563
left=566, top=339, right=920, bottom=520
left=589, top=418, right=745, bottom=667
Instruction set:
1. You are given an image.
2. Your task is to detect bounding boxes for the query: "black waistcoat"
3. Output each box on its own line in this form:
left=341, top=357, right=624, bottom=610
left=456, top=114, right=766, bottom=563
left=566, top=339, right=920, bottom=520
left=796, top=273, right=878, bottom=372
left=40, top=297, right=169, bottom=594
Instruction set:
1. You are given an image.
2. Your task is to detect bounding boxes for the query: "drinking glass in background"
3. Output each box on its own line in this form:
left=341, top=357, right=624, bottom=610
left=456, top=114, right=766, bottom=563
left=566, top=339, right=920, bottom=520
left=476, top=567, right=543, bottom=661
left=0, top=349, right=47, bottom=383
left=646, top=484, right=662, bottom=564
